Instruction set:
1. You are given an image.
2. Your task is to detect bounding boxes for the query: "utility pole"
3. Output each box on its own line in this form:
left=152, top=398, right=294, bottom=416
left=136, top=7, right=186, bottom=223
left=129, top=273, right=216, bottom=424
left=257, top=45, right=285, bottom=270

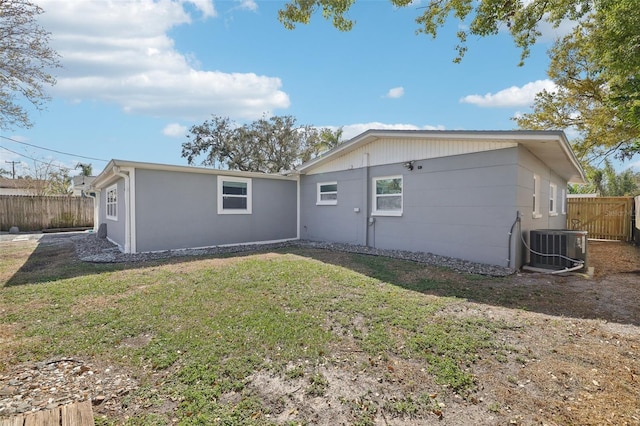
left=5, top=160, right=18, bottom=179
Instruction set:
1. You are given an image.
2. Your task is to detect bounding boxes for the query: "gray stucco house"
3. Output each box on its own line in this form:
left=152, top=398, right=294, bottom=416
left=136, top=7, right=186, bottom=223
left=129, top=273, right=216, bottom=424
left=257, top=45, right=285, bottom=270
left=91, top=130, right=585, bottom=269
left=90, top=161, right=298, bottom=254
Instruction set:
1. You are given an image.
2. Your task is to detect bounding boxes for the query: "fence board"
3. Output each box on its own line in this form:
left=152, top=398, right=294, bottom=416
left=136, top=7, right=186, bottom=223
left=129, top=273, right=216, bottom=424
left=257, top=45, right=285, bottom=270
left=567, top=196, right=634, bottom=241
left=633, top=195, right=640, bottom=244
left=0, top=195, right=94, bottom=232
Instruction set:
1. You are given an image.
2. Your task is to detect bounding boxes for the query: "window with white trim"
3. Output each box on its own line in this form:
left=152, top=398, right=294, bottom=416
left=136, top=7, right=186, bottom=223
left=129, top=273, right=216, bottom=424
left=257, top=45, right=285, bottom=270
left=106, top=184, right=118, bottom=220
left=217, top=176, right=252, bottom=214
left=372, top=176, right=403, bottom=216
left=561, top=188, right=567, bottom=214
left=549, top=183, right=558, bottom=216
left=533, top=174, right=541, bottom=218
left=316, top=182, right=337, bottom=205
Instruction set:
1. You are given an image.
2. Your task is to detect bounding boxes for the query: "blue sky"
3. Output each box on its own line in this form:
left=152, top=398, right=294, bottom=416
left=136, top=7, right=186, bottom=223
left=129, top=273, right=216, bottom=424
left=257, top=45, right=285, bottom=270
left=2, top=0, right=636, bottom=177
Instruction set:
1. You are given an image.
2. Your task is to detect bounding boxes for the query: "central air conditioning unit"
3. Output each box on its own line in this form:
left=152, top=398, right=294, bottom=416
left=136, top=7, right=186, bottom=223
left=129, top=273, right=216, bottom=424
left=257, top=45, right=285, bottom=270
left=529, top=229, right=588, bottom=272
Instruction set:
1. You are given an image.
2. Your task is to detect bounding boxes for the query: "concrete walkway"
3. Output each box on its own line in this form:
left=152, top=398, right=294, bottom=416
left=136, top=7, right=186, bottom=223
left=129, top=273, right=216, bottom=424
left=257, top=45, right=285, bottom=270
left=0, top=231, right=89, bottom=244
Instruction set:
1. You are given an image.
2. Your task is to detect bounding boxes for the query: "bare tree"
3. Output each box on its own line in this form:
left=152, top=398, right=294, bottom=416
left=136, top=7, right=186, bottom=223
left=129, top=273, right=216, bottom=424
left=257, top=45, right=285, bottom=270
left=21, top=159, right=71, bottom=195
left=0, top=0, right=60, bottom=129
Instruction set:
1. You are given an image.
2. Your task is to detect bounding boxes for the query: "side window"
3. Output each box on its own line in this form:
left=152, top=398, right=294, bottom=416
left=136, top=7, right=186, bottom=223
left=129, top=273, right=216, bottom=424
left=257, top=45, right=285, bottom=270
left=561, top=188, right=567, bottom=215
left=316, top=182, right=338, bottom=205
left=533, top=174, right=541, bottom=218
left=549, top=183, right=558, bottom=216
left=217, top=176, right=252, bottom=214
left=372, top=176, right=403, bottom=216
left=106, top=184, right=117, bottom=220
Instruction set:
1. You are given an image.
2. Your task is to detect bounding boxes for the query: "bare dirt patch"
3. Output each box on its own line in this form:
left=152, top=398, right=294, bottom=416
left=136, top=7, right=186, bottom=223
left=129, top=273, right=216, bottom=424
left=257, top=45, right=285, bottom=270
left=264, top=240, right=640, bottom=425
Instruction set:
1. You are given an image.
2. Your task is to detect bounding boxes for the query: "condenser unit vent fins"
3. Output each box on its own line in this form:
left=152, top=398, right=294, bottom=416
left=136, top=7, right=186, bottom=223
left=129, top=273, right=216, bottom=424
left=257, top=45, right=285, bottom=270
left=529, top=229, right=588, bottom=271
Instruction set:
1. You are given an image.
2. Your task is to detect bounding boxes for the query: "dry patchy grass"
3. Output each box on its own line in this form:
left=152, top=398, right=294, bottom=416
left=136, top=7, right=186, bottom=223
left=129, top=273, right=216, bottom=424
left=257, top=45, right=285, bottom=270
left=1, top=236, right=639, bottom=425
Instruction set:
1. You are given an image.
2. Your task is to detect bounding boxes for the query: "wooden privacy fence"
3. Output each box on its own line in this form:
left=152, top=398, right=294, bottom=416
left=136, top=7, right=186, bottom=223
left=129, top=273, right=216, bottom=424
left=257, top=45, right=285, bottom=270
left=0, top=195, right=94, bottom=232
left=636, top=196, right=640, bottom=244
left=567, top=196, right=635, bottom=241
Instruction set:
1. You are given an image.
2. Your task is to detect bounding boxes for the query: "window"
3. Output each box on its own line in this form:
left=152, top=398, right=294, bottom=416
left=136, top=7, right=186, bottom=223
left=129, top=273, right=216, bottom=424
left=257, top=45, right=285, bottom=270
left=532, top=174, right=541, bottom=218
left=106, top=185, right=117, bottom=220
left=561, top=188, right=567, bottom=215
left=549, top=183, right=558, bottom=216
left=317, top=182, right=337, bottom=205
left=372, top=176, right=403, bottom=216
left=217, top=176, right=252, bottom=214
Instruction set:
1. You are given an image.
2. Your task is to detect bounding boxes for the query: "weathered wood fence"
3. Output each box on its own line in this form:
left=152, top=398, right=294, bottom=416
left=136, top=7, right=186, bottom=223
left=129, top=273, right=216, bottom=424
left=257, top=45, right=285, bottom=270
left=0, top=195, right=94, bottom=232
left=567, top=196, right=635, bottom=241
left=635, top=196, right=640, bottom=244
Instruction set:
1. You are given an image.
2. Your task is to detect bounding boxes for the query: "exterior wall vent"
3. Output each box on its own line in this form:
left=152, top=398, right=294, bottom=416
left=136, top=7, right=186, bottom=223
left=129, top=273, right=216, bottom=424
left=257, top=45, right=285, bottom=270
left=529, top=229, right=588, bottom=271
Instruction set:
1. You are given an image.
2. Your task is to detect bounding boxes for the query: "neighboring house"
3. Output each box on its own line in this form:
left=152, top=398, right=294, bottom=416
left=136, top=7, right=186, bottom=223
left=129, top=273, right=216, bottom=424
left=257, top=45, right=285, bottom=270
left=0, top=177, right=48, bottom=195
left=92, top=130, right=585, bottom=269
left=71, top=175, right=96, bottom=196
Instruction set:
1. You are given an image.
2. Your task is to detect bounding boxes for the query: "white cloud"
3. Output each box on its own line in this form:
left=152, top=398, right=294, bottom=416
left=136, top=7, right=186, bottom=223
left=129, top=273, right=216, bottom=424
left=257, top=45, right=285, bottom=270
left=163, top=123, right=188, bottom=137
left=339, top=122, right=445, bottom=140
left=235, top=0, right=258, bottom=12
left=536, top=18, right=577, bottom=42
left=460, top=79, right=557, bottom=108
left=384, top=87, right=405, bottom=99
left=38, top=0, right=289, bottom=120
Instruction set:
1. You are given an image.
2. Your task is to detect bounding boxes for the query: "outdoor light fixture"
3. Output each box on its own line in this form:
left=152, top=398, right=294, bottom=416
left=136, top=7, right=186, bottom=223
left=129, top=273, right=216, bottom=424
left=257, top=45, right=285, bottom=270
left=403, top=161, right=414, bottom=171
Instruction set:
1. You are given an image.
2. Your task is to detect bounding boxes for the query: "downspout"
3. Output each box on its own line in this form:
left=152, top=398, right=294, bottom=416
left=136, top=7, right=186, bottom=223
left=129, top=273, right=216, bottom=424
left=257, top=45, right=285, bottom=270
left=127, top=168, right=136, bottom=253
left=363, top=153, right=370, bottom=247
left=113, top=166, right=131, bottom=254
left=88, top=189, right=100, bottom=233
left=507, top=211, right=520, bottom=268
left=296, top=173, right=301, bottom=241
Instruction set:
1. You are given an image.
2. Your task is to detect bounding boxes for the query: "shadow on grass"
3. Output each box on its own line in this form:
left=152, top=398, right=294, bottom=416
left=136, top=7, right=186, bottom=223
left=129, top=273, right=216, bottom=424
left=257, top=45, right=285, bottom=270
left=4, top=234, right=640, bottom=326
left=277, top=246, right=640, bottom=327
left=4, top=234, right=182, bottom=287
left=3, top=233, right=263, bottom=287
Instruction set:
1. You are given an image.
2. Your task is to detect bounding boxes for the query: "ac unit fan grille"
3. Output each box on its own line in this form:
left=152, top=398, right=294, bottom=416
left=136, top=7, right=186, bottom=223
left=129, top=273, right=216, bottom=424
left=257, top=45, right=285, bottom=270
left=529, top=230, right=587, bottom=271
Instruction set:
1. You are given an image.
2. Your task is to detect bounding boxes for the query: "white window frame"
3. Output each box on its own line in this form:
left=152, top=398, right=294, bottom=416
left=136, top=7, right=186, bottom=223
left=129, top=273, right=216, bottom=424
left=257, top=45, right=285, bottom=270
left=105, top=184, right=118, bottom=221
left=549, top=183, right=558, bottom=216
left=372, top=175, right=403, bottom=217
left=561, top=188, right=567, bottom=215
left=217, top=176, right=252, bottom=215
left=533, top=174, right=541, bottom=219
left=316, top=181, right=338, bottom=205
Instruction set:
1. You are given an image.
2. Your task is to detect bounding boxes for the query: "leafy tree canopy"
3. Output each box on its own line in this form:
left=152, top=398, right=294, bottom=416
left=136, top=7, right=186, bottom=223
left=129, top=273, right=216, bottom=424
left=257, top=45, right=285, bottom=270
left=182, top=115, right=336, bottom=174
left=279, top=0, right=639, bottom=162
left=0, top=0, right=60, bottom=130
left=75, top=163, right=93, bottom=176
left=279, top=0, right=592, bottom=65
left=515, top=0, right=640, bottom=163
left=570, top=160, right=640, bottom=196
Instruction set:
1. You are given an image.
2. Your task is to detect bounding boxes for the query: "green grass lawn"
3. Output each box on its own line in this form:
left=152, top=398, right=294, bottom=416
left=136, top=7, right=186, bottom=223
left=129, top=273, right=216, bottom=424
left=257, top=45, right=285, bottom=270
left=1, top=241, right=517, bottom=425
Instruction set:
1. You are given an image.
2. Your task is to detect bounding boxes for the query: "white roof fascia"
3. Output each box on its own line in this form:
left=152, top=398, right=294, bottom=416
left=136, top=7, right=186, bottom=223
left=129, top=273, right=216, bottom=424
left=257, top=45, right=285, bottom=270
left=298, top=130, right=586, bottom=183
left=91, top=159, right=297, bottom=190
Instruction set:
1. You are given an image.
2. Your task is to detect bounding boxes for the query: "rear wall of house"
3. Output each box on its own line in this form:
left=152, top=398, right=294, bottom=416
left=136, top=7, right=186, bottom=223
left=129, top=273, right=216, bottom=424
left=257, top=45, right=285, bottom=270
left=515, top=145, right=569, bottom=265
left=301, top=148, right=521, bottom=267
left=133, top=169, right=297, bottom=252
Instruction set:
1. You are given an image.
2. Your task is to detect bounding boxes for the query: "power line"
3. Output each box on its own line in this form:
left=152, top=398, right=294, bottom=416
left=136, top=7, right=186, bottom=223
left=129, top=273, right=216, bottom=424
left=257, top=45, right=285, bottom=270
left=0, top=135, right=109, bottom=162
left=0, top=145, right=73, bottom=172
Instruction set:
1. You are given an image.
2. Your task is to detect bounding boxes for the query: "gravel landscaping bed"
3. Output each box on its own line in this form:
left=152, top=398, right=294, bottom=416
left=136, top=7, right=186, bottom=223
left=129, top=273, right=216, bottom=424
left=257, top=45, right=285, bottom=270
left=72, top=233, right=514, bottom=276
